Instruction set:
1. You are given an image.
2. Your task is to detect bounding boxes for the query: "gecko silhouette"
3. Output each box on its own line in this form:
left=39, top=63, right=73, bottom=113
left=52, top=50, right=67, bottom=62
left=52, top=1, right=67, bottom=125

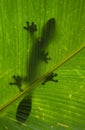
left=9, top=18, right=58, bottom=122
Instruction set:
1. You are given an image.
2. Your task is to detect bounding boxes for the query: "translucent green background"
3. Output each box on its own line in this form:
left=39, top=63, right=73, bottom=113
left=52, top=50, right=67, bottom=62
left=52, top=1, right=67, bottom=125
left=0, top=0, right=85, bottom=130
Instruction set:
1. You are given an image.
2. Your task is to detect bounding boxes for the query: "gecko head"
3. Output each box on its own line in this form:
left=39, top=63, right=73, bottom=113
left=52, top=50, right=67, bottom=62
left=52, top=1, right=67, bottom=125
left=47, top=18, right=56, bottom=37
left=47, top=18, right=56, bottom=26
left=41, top=18, right=56, bottom=46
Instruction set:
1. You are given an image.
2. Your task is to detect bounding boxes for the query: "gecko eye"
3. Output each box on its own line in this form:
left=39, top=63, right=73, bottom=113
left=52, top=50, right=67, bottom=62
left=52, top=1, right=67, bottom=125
left=47, top=18, right=55, bottom=24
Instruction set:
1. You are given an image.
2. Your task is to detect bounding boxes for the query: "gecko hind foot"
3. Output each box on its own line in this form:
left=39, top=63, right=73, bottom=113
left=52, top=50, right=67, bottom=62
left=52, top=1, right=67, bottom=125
left=9, top=75, right=23, bottom=92
left=24, top=21, right=37, bottom=32
left=42, top=72, right=58, bottom=85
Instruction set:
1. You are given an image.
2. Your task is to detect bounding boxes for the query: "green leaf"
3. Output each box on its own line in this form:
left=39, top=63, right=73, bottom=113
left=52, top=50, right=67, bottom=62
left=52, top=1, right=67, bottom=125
left=0, top=0, right=85, bottom=130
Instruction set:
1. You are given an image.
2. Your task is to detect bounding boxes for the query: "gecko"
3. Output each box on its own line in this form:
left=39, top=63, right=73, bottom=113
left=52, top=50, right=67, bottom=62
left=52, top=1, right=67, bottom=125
left=9, top=18, right=58, bottom=91
left=9, top=18, right=58, bottom=122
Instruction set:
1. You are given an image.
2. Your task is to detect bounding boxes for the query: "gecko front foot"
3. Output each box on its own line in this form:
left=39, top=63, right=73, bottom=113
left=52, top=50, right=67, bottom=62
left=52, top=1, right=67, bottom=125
left=9, top=75, right=23, bottom=92
left=24, top=21, right=37, bottom=32
left=40, top=51, right=51, bottom=63
left=42, top=73, right=58, bottom=85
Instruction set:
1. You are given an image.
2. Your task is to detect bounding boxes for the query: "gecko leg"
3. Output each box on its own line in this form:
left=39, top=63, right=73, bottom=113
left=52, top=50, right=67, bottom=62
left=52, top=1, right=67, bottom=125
left=9, top=75, right=23, bottom=92
left=38, top=39, right=51, bottom=63
left=42, top=73, right=58, bottom=85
